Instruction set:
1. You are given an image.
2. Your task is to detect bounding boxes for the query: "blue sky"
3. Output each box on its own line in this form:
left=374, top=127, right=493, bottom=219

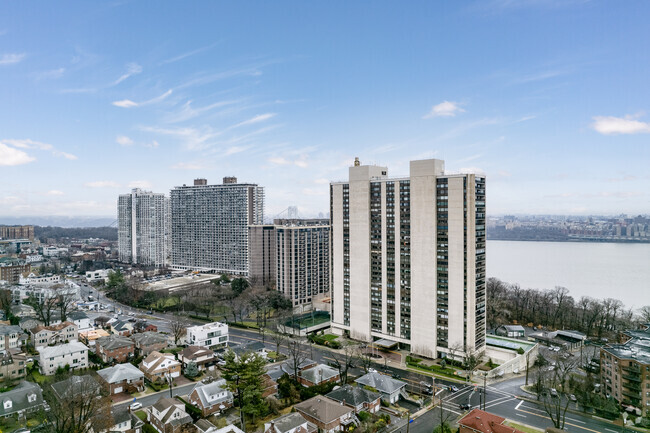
left=1, top=1, right=649, bottom=219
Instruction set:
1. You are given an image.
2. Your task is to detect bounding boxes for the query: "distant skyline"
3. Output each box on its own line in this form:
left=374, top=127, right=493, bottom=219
left=1, top=1, right=649, bottom=218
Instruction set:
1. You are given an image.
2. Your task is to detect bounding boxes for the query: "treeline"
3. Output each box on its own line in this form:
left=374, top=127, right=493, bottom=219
left=487, top=226, right=569, bottom=241
left=35, top=225, right=118, bottom=241
left=487, top=277, right=646, bottom=339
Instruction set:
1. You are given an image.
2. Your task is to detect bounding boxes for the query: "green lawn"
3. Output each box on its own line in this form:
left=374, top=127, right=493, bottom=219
left=322, top=334, right=338, bottom=341
left=504, top=421, right=543, bottom=433
left=135, top=410, right=147, bottom=421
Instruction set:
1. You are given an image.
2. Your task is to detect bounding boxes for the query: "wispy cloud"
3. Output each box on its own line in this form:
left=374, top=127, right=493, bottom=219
left=515, top=68, right=571, bottom=84
left=165, top=99, right=240, bottom=123
left=141, top=125, right=221, bottom=150
left=0, top=143, right=35, bottom=166
left=233, top=113, right=276, bottom=128
left=84, top=181, right=121, bottom=188
left=34, top=67, right=66, bottom=80
left=116, top=135, right=134, bottom=146
left=1, top=138, right=77, bottom=160
left=0, top=53, right=26, bottom=65
left=268, top=155, right=309, bottom=168
left=225, top=145, right=252, bottom=156
left=112, top=89, right=172, bottom=108
left=591, top=114, right=650, bottom=135
left=176, top=67, right=262, bottom=90
left=423, top=101, right=465, bottom=118
left=170, top=162, right=208, bottom=170
left=160, top=42, right=220, bottom=65
left=114, top=62, right=142, bottom=85
left=47, top=190, right=64, bottom=196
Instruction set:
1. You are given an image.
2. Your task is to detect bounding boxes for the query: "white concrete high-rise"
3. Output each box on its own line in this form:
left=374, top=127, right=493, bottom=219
left=118, top=189, right=170, bottom=267
left=330, top=158, right=486, bottom=359
left=171, top=178, right=264, bottom=274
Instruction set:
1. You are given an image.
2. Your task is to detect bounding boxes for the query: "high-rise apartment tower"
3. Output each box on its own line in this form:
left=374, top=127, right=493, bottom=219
left=171, top=178, right=264, bottom=274
left=118, top=189, right=170, bottom=267
left=330, top=158, right=486, bottom=359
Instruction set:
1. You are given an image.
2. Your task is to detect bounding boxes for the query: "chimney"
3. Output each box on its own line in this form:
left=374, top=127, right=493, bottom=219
left=223, top=176, right=237, bottom=184
left=194, top=178, right=207, bottom=186
left=354, top=157, right=360, bottom=166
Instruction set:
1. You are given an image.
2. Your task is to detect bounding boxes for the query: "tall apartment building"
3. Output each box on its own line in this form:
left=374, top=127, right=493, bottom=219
left=0, top=259, right=30, bottom=285
left=171, top=178, right=264, bottom=274
left=330, top=158, right=486, bottom=359
left=249, top=219, right=331, bottom=307
left=118, top=188, right=170, bottom=267
left=0, top=225, right=34, bottom=241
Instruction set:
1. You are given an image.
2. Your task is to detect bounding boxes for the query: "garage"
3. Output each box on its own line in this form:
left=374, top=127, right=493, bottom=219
left=114, top=386, right=123, bottom=394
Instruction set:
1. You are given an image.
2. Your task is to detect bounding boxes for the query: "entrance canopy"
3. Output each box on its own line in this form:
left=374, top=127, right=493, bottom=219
left=374, top=338, right=398, bottom=349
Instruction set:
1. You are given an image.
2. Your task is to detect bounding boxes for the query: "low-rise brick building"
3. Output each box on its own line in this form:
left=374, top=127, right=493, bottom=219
left=131, top=332, right=168, bottom=356
left=95, top=334, right=135, bottom=364
left=97, top=363, right=145, bottom=395
left=139, top=351, right=181, bottom=383
left=30, top=321, right=78, bottom=349
left=188, top=379, right=234, bottom=416
left=178, top=346, right=216, bottom=372
left=294, top=396, right=355, bottom=433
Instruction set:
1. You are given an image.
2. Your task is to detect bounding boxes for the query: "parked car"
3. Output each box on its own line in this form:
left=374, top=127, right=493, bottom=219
left=569, top=394, right=577, bottom=402
left=129, top=402, right=142, bottom=410
left=449, top=385, right=459, bottom=392
left=550, top=388, right=558, bottom=397
left=459, top=403, right=471, bottom=410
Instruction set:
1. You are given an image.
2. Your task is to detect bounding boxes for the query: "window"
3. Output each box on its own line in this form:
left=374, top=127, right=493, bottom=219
left=3, top=400, right=11, bottom=409
left=28, top=393, right=37, bottom=403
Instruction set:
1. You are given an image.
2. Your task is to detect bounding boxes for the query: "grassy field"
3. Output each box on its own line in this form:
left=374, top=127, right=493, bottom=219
left=321, top=334, right=338, bottom=341
left=504, top=421, right=543, bottom=433
left=135, top=410, right=147, bottom=421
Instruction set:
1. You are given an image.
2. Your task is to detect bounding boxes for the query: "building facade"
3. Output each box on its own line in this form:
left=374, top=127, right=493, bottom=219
left=248, top=224, right=276, bottom=287
left=171, top=178, right=264, bottom=274
left=0, top=225, right=34, bottom=241
left=185, top=322, right=229, bottom=349
left=330, top=158, right=486, bottom=359
left=38, top=341, right=89, bottom=375
left=118, top=188, right=170, bottom=267
left=0, top=260, right=30, bottom=285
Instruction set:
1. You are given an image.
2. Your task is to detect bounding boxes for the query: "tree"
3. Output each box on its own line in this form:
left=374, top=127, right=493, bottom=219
left=0, top=289, right=12, bottom=320
left=277, top=373, right=301, bottom=404
left=170, top=318, right=188, bottom=345
left=463, top=346, right=481, bottom=376
left=331, top=342, right=356, bottom=384
left=231, top=278, right=250, bottom=296
left=638, top=305, right=650, bottom=323
left=44, top=374, right=114, bottom=433
left=285, top=339, right=308, bottom=379
left=57, top=288, right=76, bottom=322
left=270, top=331, right=286, bottom=356
left=221, top=350, right=269, bottom=428
left=355, top=346, right=374, bottom=373
left=26, top=293, right=58, bottom=326
left=184, top=361, right=199, bottom=378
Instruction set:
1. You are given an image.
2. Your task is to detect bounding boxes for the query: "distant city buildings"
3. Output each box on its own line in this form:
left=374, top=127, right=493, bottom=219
left=330, top=158, right=486, bottom=359
left=0, top=258, right=30, bottom=284
left=118, top=188, right=170, bottom=267
left=0, top=225, right=34, bottom=241
left=249, top=219, right=331, bottom=307
left=171, top=178, right=264, bottom=274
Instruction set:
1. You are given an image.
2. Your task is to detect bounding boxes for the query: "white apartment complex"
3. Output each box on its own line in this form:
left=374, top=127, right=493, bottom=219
left=171, top=177, right=264, bottom=274
left=186, top=322, right=229, bottom=349
left=330, top=158, right=486, bottom=359
left=39, top=341, right=89, bottom=375
left=118, top=188, right=170, bottom=267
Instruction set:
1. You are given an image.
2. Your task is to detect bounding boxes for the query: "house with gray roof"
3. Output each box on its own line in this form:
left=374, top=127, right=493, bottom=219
left=188, top=379, right=234, bottom=416
left=38, top=341, right=88, bottom=375
left=355, top=371, right=406, bottom=404
left=196, top=421, right=244, bottom=433
left=147, top=396, right=192, bottom=433
left=67, top=311, right=92, bottom=331
left=294, top=395, right=356, bottom=433
left=326, top=384, right=381, bottom=414
left=229, top=341, right=268, bottom=359
left=51, top=375, right=101, bottom=400
left=264, top=412, right=317, bottom=433
left=297, top=364, right=340, bottom=387
left=0, top=381, right=45, bottom=418
left=95, top=334, right=135, bottom=364
left=108, top=406, right=144, bottom=433
left=495, top=325, right=525, bottom=339
left=97, top=362, right=145, bottom=395
left=131, top=331, right=168, bottom=356
left=0, top=324, right=27, bottom=351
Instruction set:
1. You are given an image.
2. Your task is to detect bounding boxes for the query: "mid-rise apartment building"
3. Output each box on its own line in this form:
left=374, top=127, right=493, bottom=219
left=0, top=225, right=34, bottom=241
left=118, top=188, right=170, bottom=267
left=171, top=178, right=264, bottom=274
left=600, top=328, right=650, bottom=415
left=330, top=158, right=486, bottom=359
left=249, top=219, right=331, bottom=307
left=39, top=341, right=89, bottom=375
left=185, top=322, right=229, bottom=349
left=0, top=259, right=30, bottom=285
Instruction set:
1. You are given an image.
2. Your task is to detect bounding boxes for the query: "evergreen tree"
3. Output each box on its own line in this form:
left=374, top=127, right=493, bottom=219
left=184, top=361, right=199, bottom=378
left=221, top=350, right=269, bottom=426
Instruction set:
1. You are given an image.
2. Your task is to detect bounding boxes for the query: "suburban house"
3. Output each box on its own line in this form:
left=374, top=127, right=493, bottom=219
left=229, top=341, right=268, bottom=359
left=30, top=321, right=78, bottom=349
left=0, top=324, right=27, bottom=351
left=261, top=371, right=279, bottom=398
left=264, top=412, right=317, bottom=433
left=355, top=371, right=406, bottom=404
left=179, top=346, right=216, bottom=372
left=18, top=317, right=40, bottom=333
left=94, top=316, right=112, bottom=329
left=495, top=325, right=526, bottom=339
left=281, top=357, right=318, bottom=377
left=97, top=363, right=145, bottom=395
left=326, top=385, right=381, bottom=414
left=131, top=332, right=168, bottom=356
left=68, top=311, right=93, bottom=331
left=0, top=381, right=45, bottom=418
left=79, top=328, right=111, bottom=346
left=297, top=364, right=340, bottom=387
left=39, top=341, right=89, bottom=375
left=111, top=320, right=134, bottom=337
left=294, top=396, right=356, bottom=433
left=147, top=396, right=193, bottom=433
left=458, top=409, right=526, bottom=433
left=51, top=375, right=102, bottom=399
left=103, top=406, right=144, bottom=433
left=185, top=321, right=229, bottom=349
left=188, top=379, right=234, bottom=416
left=139, top=351, right=181, bottom=383
left=0, top=351, right=28, bottom=383
left=95, top=334, right=135, bottom=364
left=195, top=420, right=245, bottom=433
left=133, top=321, right=158, bottom=333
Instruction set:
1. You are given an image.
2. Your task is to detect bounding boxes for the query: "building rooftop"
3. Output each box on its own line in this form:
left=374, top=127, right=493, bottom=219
left=267, top=412, right=310, bottom=433
left=96, top=334, right=134, bottom=350
left=0, top=381, right=44, bottom=417
left=458, top=408, right=525, bottom=433
left=299, top=364, right=339, bottom=384
left=97, top=363, right=144, bottom=384
left=40, top=341, right=88, bottom=358
left=355, top=371, right=406, bottom=394
left=295, top=395, right=354, bottom=423
left=327, top=384, right=381, bottom=407
left=602, top=335, right=650, bottom=365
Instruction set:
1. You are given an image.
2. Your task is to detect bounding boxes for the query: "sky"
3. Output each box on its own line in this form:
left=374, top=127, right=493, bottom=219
left=0, top=1, right=649, bottom=220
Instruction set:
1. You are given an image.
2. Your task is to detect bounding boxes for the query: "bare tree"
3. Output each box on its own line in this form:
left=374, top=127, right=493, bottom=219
left=57, top=289, right=76, bottom=322
left=26, top=293, right=58, bottom=326
left=639, top=305, right=650, bottom=323
left=270, top=331, right=286, bottom=356
left=447, top=342, right=464, bottom=364
left=355, top=346, right=374, bottom=373
left=331, top=342, right=355, bottom=384
left=285, top=339, right=308, bottom=379
left=170, top=318, right=188, bottom=345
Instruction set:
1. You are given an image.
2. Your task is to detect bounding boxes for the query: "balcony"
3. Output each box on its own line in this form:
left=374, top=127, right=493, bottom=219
left=621, top=389, right=641, bottom=400
left=623, top=381, right=641, bottom=392
left=622, top=365, right=641, bottom=374
left=622, top=373, right=642, bottom=382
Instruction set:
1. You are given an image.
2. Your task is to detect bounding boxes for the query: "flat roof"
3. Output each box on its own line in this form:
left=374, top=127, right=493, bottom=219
left=144, top=274, right=219, bottom=292
left=374, top=338, right=398, bottom=349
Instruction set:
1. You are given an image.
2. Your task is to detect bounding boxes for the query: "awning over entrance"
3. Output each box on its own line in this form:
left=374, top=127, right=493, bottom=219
left=374, top=338, right=398, bottom=349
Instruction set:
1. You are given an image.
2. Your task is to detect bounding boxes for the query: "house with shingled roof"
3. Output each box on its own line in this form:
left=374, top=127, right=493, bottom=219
left=97, top=362, right=145, bottom=395
left=139, top=351, right=181, bottom=383
left=179, top=345, right=216, bottom=372
left=297, top=364, right=340, bottom=387
left=38, top=341, right=88, bottom=375
left=0, top=381, right=45, bottom=418
left=294, top=395, right=356, bottom=433
left=264, top=412, right=317, bottom=433
left=131, top=331, right=168, bottom=356
left=30, top=321, right=78, bottom=349
left=355, top=371, right=406, bottom=404
left=95, top=334, right=135, bottom=364
left=147, top=396, right=193, bottom=433
left=458, top=408, right=526, bottom=433
left=326, top=384, right=381, bottom=414
left=188, top=379, right=234, bottom=416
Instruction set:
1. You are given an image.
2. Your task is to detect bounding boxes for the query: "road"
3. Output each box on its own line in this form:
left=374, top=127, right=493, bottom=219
left=114, top=382, right=197, bottom=409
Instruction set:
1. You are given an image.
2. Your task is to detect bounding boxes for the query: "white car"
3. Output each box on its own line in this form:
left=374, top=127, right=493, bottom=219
left=129, top=402, right=142, bottom=410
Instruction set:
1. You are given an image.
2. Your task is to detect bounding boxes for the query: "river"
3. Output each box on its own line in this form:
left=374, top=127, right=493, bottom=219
left=486, top=240, right=650, bottom=310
